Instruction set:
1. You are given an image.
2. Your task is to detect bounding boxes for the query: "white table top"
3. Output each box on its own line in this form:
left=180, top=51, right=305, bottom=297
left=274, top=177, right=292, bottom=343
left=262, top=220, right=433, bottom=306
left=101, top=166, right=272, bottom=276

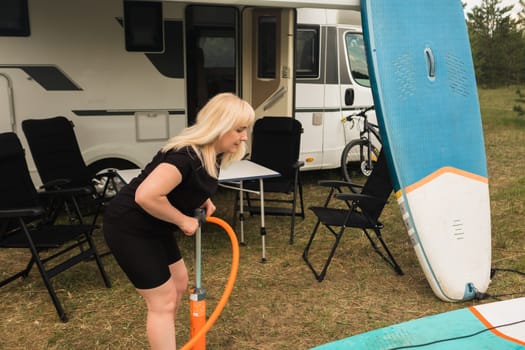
left=116, top=160, right=280, bottom=184
left=219, top=160, right=280, bottom=182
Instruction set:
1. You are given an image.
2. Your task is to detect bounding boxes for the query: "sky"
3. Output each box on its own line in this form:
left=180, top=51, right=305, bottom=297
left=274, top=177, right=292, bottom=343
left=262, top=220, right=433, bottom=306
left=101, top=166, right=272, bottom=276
left=463, top=0, right=523, bottom=16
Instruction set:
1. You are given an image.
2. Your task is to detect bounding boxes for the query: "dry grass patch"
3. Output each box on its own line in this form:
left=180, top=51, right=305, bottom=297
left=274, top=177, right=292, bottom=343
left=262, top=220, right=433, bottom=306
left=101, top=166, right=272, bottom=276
left=1, top=86, right=524, bottom=349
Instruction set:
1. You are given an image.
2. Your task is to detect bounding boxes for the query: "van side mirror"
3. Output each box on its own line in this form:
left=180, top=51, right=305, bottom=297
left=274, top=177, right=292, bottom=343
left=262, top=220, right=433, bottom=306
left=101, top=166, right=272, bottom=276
left=344, top=88, right=355, bottom=106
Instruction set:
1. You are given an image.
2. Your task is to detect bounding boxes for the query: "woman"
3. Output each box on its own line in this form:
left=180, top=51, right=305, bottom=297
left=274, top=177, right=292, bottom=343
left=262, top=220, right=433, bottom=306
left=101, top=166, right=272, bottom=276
left=103, top=93, right=255, bottom=349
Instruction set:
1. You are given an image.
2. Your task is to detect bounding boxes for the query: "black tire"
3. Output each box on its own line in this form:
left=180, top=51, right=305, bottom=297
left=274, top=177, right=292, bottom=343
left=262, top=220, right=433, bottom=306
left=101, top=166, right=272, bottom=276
left=341, top=139, right=380, bottom=183
left=87, top=158, right=139, bottom=197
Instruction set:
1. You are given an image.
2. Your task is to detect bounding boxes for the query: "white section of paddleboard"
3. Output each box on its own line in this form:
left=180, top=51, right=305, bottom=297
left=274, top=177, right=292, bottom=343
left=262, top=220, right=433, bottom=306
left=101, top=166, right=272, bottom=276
left=398, top=168, right=491, bottom=300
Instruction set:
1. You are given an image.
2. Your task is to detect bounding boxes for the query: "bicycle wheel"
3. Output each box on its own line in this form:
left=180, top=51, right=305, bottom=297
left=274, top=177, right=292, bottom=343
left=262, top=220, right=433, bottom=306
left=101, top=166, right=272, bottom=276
left=341, top=139, right=380, bottom=183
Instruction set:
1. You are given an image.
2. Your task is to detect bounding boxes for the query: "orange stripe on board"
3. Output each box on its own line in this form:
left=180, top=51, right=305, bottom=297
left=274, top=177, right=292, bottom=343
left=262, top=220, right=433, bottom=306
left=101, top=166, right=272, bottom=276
left=469, top=306, right=525, bottom=346
left=405, top=167, right=488, bottom=194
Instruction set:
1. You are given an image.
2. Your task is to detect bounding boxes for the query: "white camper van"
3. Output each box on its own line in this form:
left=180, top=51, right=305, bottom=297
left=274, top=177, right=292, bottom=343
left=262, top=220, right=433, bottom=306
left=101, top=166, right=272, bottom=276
left=0, top=0, right=372, bottom=185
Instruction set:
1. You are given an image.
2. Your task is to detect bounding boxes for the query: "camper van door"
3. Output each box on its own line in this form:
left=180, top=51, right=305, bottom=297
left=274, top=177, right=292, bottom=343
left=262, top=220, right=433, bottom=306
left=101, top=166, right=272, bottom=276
left=242, top=7, right=295, bottom=121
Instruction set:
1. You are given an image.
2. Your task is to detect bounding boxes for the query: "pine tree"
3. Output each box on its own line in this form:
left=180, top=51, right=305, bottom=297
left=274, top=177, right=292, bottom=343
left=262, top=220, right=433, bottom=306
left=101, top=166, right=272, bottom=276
left=466, top=0, right=523, bottom=85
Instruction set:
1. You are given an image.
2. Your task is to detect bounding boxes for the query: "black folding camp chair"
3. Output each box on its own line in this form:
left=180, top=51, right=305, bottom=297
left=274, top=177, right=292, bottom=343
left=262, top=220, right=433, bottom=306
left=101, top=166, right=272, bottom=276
left=22, top=116, right=120, bottom=224
left=302, top=150, right=403, bottom=281
left=238, top=117, right=305, bottom=244
left=0, top=132, right=111, bottom=322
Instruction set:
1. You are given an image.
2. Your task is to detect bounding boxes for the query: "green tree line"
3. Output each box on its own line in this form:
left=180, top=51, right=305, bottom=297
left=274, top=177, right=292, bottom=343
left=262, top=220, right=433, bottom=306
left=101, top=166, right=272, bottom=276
left=465, top=0, right=525, bottom=86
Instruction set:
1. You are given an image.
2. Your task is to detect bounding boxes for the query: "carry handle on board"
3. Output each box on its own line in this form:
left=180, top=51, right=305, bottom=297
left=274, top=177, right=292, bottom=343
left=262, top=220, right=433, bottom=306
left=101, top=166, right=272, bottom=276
left=424, top=47, right=436, bottom=80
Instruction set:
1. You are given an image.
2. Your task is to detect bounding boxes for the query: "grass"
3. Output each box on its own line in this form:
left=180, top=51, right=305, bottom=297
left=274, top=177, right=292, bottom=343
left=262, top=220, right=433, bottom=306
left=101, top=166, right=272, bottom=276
left=1, top=85, right=525, bottom=349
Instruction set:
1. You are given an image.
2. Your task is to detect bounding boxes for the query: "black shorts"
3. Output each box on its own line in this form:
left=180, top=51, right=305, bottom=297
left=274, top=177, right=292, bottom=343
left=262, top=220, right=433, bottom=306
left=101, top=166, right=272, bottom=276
left=103, top=220, right=183, bottom=290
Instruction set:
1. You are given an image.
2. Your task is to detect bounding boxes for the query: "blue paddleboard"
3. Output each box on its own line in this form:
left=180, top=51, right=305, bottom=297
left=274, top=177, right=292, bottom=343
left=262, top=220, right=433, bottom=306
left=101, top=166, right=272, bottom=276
left=360, top=0, right=491, bottom=301
left=312, top=297, right=525, bottom=350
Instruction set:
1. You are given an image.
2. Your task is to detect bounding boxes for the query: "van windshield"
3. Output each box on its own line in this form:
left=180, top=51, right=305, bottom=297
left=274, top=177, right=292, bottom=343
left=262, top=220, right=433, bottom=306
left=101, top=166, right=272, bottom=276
left=345, top=33, right=370, bottom=87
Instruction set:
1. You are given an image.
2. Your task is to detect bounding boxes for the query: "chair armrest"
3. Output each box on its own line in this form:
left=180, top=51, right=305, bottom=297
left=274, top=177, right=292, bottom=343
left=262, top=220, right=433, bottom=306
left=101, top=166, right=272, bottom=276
left=38, top=186, right=93, bottom=197
left=318, top=180, right=363, bottom=193
left=0, top=206, right=44, bottom=218
left=335, top=192, right=384, bottom=205
left=39, top=178, right=72, bottom=191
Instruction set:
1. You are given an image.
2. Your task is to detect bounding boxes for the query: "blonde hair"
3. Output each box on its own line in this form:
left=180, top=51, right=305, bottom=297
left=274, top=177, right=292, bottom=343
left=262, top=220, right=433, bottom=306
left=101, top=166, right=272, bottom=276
left=162, top=93, right=255, bottom=178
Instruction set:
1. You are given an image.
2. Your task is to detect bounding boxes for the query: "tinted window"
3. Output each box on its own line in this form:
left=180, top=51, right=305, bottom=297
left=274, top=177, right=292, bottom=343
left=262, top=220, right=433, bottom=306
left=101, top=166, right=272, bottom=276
left=124, top=1, right=164, bottom=52
left=258, top=16, right=276, bottom=79
left=296, top=26, right=319, bottom=78
left=200, top=36, right=235, bottom=68
left=0, top=0, right=30, bottom=36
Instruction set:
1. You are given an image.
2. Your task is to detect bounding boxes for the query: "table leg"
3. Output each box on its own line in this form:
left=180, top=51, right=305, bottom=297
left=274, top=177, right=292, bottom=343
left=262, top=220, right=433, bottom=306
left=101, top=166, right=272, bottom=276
left=259, top=178, right=267, bottom=263
left=239, top=180, right=245, bottom=245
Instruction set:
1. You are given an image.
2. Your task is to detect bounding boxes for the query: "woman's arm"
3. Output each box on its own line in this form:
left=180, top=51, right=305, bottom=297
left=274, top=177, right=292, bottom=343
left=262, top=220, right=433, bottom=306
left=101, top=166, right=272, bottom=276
left=135, top=163, right=199, bottom=236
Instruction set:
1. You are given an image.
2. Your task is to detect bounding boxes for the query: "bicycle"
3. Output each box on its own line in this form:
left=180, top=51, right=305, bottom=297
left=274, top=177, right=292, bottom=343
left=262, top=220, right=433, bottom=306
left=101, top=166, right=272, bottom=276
left=340, top=106, right=382, bottom=183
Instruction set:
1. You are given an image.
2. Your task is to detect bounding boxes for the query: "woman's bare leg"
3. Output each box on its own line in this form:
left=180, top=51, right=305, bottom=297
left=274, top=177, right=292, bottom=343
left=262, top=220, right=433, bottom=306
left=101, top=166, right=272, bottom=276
left=137, top=259, right=188, bottom=350
left=168, top=259, right=189, bottom=314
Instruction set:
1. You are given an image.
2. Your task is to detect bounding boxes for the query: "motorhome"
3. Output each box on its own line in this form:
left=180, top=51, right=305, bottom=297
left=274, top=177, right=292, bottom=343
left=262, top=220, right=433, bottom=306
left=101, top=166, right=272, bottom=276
left=0, top=0, right=372, bottom=185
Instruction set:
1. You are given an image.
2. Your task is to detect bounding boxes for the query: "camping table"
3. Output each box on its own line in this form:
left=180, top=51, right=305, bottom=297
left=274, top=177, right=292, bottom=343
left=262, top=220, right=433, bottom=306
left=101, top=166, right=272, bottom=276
left=116, top=160, right=280, bottom=262
left=218, top=160, right=280, bottom=263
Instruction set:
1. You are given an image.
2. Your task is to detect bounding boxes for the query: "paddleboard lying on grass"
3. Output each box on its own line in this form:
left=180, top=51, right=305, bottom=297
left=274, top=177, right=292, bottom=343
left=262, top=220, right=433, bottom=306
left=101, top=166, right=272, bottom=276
left=312, top=297, right=525, bottom=350
left=360, top=0, right=491, bottom=301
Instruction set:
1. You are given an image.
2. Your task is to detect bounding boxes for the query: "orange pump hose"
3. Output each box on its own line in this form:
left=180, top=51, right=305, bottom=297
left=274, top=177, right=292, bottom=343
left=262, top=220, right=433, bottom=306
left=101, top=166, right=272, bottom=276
left=180, top=216, right=240, bottom=350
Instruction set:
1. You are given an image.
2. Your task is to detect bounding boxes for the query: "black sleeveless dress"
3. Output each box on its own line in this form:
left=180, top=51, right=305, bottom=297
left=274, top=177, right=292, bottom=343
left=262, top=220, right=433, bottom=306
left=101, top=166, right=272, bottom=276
left=103, top=146, right=219, bottom=289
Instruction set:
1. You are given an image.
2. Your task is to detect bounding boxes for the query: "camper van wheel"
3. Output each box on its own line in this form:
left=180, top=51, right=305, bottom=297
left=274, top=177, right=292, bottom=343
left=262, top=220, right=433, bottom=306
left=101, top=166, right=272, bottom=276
left=88, top=158, right=139, bottom=197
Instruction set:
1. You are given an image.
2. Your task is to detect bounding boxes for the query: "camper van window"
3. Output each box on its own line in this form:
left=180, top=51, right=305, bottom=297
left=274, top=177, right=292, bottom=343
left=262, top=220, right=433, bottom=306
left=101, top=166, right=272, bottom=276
left=258, top=16, right=277, bottom=79
left=199, top=36, right=235, bottom=69
left=296, top=26, right=320, bottom=78
left=0, top=0, right=30, bottom=36
left=124, top=1, right=164, bottom=52
left=345, top=33, right=370, bottom=87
